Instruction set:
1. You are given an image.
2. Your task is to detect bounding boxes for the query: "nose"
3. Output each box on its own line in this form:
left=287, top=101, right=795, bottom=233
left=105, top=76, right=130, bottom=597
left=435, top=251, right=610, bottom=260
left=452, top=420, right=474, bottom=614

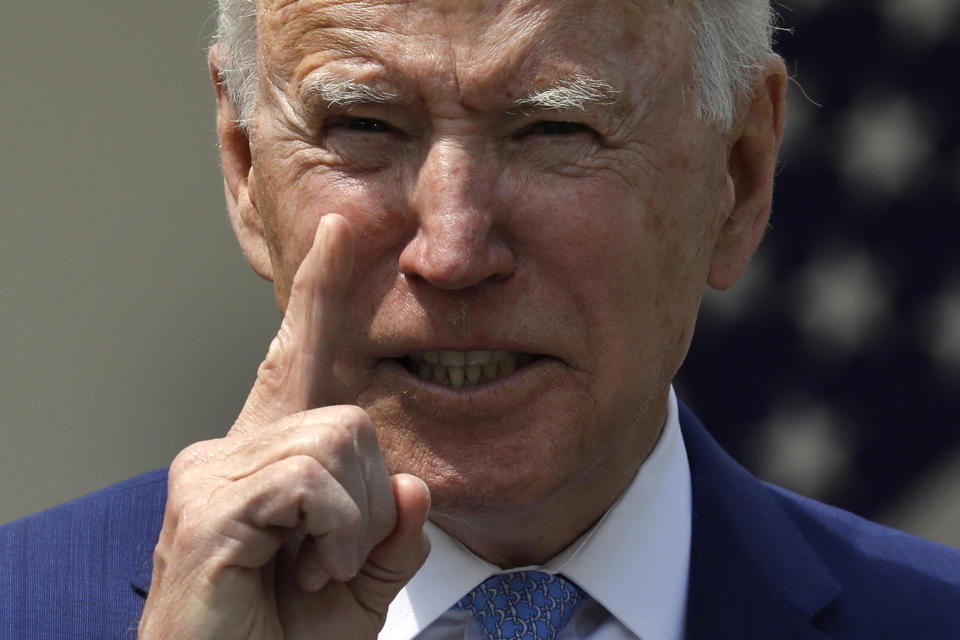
left=398, top=140, right=515, bottom=290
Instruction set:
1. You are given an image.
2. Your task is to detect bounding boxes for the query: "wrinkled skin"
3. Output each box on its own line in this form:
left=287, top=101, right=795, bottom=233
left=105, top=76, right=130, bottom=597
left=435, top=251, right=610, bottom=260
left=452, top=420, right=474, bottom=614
left=140, top=0, right=785, bottom=637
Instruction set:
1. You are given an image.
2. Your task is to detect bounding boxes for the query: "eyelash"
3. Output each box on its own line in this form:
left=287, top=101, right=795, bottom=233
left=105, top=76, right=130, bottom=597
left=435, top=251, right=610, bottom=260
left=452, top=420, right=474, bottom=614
left=327, top=117, right=590, bottom=138
left=326, top=117, right=394, bottom=134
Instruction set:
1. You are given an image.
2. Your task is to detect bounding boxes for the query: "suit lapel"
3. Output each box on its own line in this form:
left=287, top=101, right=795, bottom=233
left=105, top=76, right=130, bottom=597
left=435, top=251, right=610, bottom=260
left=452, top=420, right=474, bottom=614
left=131, top=550, right=154, bottom=598
left=679, top=402, right=841, bottom=640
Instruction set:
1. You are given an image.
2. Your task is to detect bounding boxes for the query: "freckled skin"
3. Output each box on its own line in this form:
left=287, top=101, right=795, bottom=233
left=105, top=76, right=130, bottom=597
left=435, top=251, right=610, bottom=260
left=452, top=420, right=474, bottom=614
left=230, top=0, right=782, bottom=566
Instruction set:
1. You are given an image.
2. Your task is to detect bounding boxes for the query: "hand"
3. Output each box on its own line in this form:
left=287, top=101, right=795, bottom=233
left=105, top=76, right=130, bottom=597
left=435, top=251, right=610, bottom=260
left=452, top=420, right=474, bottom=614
left=138, top=214, right=431, bottom=639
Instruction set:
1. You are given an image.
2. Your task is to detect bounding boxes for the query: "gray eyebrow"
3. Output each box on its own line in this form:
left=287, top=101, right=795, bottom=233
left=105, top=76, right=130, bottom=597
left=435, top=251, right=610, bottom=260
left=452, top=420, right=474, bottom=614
left=303, top=71, right=619, bottom=113
left=303, top=72, right=401, bottom=107
left=514, top=74, right=620, bottom=112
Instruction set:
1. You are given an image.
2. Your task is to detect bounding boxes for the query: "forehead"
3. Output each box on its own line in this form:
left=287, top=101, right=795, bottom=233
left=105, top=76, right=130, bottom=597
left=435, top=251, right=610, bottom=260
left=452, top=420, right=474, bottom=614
left=257, top=0, right=689, bottom=107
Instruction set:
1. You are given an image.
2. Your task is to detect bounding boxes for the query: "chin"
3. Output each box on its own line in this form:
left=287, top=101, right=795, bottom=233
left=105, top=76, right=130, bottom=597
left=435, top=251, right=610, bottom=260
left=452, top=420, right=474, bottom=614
left=376, top=417, right=587, bottom=521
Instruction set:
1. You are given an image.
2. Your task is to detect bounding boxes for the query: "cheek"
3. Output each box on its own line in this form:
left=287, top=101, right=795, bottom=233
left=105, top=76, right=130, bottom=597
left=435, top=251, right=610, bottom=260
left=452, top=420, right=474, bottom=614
left=507, top=173, right=654, bottom=312
left=507, top=165, right=715, bottom=372
left=261, top=164, right=410, bottom=295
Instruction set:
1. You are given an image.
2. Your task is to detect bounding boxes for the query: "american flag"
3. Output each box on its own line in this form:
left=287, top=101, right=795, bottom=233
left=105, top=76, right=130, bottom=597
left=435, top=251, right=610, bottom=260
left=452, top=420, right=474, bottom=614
left=677, top=0, right=960, bottom=543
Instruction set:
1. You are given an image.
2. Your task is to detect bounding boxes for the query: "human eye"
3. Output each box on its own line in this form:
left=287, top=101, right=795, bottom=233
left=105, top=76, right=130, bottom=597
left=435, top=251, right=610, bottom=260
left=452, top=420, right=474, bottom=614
left=526, top=120, right=590, bottom=136
left=312, top=113, right=406, bottom=171
left=327, top=116, right=394, bottom=133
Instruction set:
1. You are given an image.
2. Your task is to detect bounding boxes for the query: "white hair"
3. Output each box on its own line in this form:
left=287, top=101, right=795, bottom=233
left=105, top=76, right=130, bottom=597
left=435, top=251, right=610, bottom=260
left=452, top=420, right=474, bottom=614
left=516, top=74, right=620, bottom=112
left=213, top=0, right=776, bottom=131
left=214, top=0, right=257, bottom=127
left=688, top=0, right=777, bottom=129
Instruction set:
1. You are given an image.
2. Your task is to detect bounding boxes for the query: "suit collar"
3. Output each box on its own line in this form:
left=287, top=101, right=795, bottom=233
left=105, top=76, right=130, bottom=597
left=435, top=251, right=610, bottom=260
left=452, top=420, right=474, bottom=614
left=679, top=401, right=841, bottom=639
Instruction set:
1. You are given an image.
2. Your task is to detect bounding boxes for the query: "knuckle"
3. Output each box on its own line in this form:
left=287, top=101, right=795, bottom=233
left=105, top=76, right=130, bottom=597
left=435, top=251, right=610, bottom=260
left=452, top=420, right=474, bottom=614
left=319, top=405, right=377, bottom=452
left=295, top=409, right=366, bottom=458
left=168, top=439, right=218, bottom=480
left=275, top=456, right=335, bottom=515
left=335, top=405, right=375, bottom=434
left=340, top=500, right=365, bottom=534
left=271, top=324, right=296, bottom=359
left=281, top=454, right=328, bottom=490
left=317, top=502, right=365, bottom=560
left=254, top=359, right=283, bottom=393
left=282, top=428, right=335, bottom=464
left=256, top=327, right=295, bottom=388
left=321, top=420, right=358, bottom=454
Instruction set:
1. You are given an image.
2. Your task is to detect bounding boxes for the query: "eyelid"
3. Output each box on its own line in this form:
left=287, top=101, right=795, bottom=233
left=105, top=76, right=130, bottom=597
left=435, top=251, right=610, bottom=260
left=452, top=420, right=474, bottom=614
left=325, top=115, right=394, bottom=132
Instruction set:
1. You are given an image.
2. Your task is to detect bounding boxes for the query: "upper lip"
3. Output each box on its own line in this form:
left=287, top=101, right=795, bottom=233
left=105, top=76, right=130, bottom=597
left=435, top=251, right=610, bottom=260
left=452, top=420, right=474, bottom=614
left=369, top=339, right=545, bottom=359
left=378, top=346, right=544, bottom=360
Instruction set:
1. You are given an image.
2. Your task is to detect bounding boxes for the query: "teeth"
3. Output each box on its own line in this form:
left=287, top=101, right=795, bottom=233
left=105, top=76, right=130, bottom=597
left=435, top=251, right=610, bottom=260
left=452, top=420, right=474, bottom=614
left=466, top=351, right=490, bottom=365
left=482, top=361, right=499, bottom=380
left=439, top=351, right=466, bottom=366
left=407, top=350, right=536, bottom=387
left=466, top=364, right=482, bottom=384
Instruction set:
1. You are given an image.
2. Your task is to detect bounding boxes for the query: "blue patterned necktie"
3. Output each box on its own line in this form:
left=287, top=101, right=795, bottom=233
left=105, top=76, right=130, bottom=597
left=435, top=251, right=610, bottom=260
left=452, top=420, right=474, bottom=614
left=457, top=571, right=586, bottom=639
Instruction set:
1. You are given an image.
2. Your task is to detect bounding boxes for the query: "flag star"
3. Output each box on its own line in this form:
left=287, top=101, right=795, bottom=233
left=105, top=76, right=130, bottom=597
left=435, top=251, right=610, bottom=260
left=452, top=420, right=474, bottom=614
left=754, top=399, right=854, bottom=501
left=796, top=250, right=892, bottom=356
left=839, top=96, right=933, bottom=202
left=882, top=0, right=960, bottom=43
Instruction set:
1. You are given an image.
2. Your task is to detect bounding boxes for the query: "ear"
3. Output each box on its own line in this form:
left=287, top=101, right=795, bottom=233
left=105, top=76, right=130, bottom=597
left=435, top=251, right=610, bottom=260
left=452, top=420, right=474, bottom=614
left=708, top=56, right=787, bottom=291
left=210, top=46, right=274, bottom=282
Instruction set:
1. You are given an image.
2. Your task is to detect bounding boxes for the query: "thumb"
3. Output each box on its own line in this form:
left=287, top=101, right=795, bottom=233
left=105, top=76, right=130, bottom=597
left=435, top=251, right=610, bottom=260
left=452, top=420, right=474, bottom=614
left=350, top=474, right=432, bottom=619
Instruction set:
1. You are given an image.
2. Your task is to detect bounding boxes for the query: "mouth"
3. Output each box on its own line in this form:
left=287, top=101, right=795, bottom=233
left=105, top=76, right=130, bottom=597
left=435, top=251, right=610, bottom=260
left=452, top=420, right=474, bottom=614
left=403, top=350, right=539, bottom=387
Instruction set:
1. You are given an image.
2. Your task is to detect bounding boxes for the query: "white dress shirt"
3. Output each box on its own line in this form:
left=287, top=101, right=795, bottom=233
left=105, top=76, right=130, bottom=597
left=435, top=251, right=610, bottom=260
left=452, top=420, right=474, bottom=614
left=379, top=387, right=692, bottom=640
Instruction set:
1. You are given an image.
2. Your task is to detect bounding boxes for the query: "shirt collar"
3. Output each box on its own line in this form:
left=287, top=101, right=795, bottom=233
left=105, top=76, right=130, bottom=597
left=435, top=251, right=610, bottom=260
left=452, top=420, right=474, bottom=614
left=380, top=386, right=692, bottom=640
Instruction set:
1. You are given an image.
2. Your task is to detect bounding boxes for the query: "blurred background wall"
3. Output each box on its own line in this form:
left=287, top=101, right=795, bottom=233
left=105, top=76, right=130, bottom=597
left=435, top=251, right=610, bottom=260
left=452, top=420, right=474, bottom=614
left=0, top=1, right=279, bottom=523
left=2, top=1, right=958, bottom=547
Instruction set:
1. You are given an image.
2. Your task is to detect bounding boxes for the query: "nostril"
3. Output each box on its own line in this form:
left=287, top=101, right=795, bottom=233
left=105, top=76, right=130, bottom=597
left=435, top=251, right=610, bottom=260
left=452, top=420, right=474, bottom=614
left=397, top=225, right=515, bottom=291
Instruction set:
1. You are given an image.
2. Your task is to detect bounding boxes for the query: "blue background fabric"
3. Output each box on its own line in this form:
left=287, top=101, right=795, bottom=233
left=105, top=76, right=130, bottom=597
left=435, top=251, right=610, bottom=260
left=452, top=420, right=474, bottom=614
left=2, top=405, right=958, bottom=639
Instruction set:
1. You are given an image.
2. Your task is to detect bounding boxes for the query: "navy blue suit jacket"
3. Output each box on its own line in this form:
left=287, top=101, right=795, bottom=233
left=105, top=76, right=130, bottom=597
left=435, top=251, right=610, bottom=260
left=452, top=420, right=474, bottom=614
left=2, top=404, right=959, bottom=638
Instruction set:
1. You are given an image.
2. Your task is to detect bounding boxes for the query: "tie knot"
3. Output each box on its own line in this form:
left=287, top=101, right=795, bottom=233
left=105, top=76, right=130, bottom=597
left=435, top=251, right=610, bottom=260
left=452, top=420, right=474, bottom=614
left=457, top=571, right=585, bottom=639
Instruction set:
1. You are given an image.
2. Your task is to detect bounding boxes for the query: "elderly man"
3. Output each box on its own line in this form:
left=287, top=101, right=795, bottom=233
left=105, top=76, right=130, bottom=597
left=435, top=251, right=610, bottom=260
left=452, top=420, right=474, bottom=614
left=2, top=0, right=959, bottom=638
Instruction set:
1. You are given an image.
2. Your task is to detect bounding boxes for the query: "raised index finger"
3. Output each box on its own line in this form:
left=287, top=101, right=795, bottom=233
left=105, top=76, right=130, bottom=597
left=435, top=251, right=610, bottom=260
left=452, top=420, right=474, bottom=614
left=233, top=214, right=355, bottom=433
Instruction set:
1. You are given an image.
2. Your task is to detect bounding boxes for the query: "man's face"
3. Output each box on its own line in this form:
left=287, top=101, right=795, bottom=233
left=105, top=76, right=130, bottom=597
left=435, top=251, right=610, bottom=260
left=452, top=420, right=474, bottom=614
left=236, top=0, right=741, bottom=549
